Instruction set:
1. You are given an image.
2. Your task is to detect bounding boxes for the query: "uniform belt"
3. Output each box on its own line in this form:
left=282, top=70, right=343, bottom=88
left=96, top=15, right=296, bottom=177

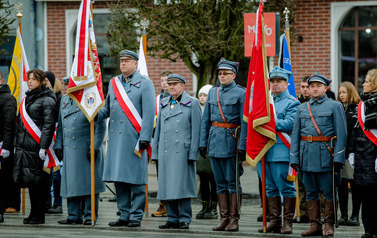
left=301, top=135, right=332, bottom=143
left=211, top=122, right=239, bottom=128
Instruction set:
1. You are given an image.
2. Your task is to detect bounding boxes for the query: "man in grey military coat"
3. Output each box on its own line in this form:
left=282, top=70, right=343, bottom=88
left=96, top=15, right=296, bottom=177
left=97, top=49, right=155, bottom=227
left=199, top=58, right=247, bottom=232
left=290, top=72, right=347, bottom=237
left=152, top=74, right=201, bottom=230
left=54, top=95, right=106, bottom=225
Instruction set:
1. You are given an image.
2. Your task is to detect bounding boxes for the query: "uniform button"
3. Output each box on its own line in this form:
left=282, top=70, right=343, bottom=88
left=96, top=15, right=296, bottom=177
left=165, top=141, right=167, bottom=143
left=164, top=130, right=167, bottom=133
left=72, top=137, right=75, bottom=140
left=176, top=150, right=179, bottom=153
left=112, top=110, right=115, bottom=113
left=64, top=118, right=66, bottom=121
left=176, top=130, right=178, bottom=133
left=119, top=131, right=122, bottom=134
left=73, top=146, right=76, bottom=149
left=176, top=120, right=179, bottom=123
left=72, top=127, right=75, bottom=130
left=176, top=140, right=179, bottom=143
left=74, top=118, right=76, bottom=120
left=120, top=120, right=123, bottom=123
left=65, top=146, right=67, bottom=149
left=165, top=150, right=167, bottom=153
left=111, top=120, right=114, bottom=123
left=111, top=130, right=114, bottom=133
left=64, top=137, right=67, bottom=139
left=165, top=120, right=167, bottom=123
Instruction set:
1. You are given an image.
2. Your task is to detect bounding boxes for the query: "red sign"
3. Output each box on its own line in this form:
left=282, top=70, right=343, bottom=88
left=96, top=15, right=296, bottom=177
left=244, top=13, right=277, bottom=57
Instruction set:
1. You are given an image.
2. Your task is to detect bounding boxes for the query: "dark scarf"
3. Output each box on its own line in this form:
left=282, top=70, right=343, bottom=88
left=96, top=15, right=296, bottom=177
left=25, top=86, right=46, bottom=105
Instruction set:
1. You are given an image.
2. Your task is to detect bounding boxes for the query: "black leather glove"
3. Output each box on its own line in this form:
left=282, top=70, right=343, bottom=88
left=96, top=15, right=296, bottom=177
left=139, top=140, right=150, bottom=151
left=238, top=149, right=246, bottom=161
left=87, top=149, right=99, bottom=162
left=199, top=147, right=207, bottom=158
left=334, top=162, right=343, bottom=171
left=54, top=149, right=63, bottom=162
left=291, top=163, right=299, bottom=172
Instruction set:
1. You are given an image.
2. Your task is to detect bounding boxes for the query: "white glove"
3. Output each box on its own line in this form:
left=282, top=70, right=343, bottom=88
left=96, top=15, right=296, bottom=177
left=1, top=149, right=10, bottom=159
left=39, top=148, right=47, bottom=161
left=348, top=153, right=355, bottom=169
left=375, top=158, right=377, bottom=173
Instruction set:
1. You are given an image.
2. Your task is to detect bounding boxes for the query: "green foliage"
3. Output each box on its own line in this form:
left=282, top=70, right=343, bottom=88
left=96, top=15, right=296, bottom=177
left=0, top=0, right=14, bottom=49
left=107, top=0, right=295, bottom=93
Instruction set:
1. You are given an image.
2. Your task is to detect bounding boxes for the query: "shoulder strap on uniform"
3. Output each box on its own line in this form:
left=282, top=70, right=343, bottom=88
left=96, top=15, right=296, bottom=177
left=307, top=102, right=322, bottom=136
left=217, top=87, right=227, bottom=123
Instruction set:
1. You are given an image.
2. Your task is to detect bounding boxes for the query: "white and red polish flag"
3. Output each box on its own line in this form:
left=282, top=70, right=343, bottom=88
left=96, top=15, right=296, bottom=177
left=137, top=38, right=149, bottom=77
left=67, top=0, right=105, bottom=121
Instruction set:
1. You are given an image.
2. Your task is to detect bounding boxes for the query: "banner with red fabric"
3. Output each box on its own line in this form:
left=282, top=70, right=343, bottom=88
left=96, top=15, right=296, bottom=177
left=243, top=2, right=276, bottom=168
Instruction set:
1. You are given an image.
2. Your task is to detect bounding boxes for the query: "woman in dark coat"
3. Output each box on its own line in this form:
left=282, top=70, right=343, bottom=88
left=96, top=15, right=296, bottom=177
left=337, top=82, right=361, bottom=226
left=348, top=69, right=377, bottom=238
left=13, top=69, right=56, bottom=224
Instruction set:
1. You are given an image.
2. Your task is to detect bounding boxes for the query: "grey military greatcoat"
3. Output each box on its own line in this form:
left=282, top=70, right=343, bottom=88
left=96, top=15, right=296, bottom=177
left=98, top=71, right=155, bottom=185
left=55, top=95, right=106, bottom=198
left=152, top=91, right=202, bottom=200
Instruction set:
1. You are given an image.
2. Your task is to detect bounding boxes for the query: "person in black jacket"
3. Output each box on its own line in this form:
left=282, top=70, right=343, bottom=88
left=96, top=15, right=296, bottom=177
left=348, top=69, right=377, bottom=238
left=13, top=69, right=56, bottom=224
left=337, top=82, right=361, bottom=226
left=0, top=71, right=17, bottom=223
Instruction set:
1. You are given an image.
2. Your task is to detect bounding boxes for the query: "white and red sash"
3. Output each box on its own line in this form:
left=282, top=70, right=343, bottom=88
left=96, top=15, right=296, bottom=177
left=272, top=101, right=296, bottom=181
left=112, top=77, right=152, bottom=158
left=358, top=101, right=377, bottom=145
left=19, top=98, right=60, bottom=173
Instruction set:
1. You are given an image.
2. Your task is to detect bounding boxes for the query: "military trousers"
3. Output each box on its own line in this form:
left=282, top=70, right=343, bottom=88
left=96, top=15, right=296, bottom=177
left=210, top=157, right=242, bottom=194
left=257, top=161, right=296, bottom=198
left=165, top=198, right=192, bottom=224
left=300, top=171, right=336, bottom=201
left=67, top=194, right=99, bottom=222
left=115, top=182, right=146, bottom=222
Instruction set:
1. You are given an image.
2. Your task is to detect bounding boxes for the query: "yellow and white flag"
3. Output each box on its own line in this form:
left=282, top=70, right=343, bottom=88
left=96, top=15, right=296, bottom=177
left=8, top=28, right=30, bottom=110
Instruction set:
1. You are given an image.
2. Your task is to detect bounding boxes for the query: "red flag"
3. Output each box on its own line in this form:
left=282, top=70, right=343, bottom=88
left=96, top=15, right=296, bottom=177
left=67, top=0, right=105, bottom=121
left=243, top=3, right=276, bottom=167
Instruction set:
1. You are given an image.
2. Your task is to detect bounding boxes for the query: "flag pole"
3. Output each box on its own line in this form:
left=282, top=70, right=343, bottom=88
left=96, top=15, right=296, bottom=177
left=262, top=156, right=267, bottom=232
left=90, top=0, right=96, bottom=227
left=140, top=18, right=149, bottom=216
left=16, top=2, right=26, bottom=215
left=283, top=6, right=300, bottom=219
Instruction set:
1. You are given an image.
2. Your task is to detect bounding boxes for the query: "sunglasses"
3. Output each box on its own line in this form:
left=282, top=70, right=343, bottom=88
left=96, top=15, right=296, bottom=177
left=218, top=72, right=234, bottom=76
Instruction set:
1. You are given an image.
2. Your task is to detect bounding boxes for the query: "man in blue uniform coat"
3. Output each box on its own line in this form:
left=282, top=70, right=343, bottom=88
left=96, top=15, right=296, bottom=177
left=199, top=58, right=247, bottom=232
left=257, top=66, right=300, bottom=234
left=152, top=74, right=201, bottom=229
left=55, top=95, right=106, bottom=225
left=97, top=49, right=155, bottom=227
left=290, top=72, right=347, bottom=237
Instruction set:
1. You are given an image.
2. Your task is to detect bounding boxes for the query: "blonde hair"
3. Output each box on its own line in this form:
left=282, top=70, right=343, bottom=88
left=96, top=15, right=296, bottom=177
left=338, top=82, right=360, bottom=104
left=53, top=78, right=61, bottom=93
left=366, top=69, right=377, bottom=92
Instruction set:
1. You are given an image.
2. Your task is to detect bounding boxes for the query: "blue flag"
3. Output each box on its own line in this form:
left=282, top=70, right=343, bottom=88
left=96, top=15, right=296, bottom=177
left=279, top=34, right=296, bottom=98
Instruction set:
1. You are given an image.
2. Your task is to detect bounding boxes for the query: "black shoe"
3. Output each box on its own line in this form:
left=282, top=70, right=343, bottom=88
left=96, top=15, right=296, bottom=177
left=257, top=213, right=270, bottom=222
left=83, top=220, right=93, bottom=225
left=203, top=208, right=218, bottom=219
left=179, top=222, right=190, bottom=229
left=0, top=214, right=4, bottom=223
left=23, top=217, right=30, bottom=224
left=196, top=201, right=208, bottom=219
left=159, top=221, right=179, bottom=229
left=46, top=205, right=63, bottom=214
left=361, top=233, right=374, bottom=238
left=108, top=219, right=128, bottom=227
left=127, top=220, right=141, bottom=227
left=29, top=218, right=45, bottom=225
left=338, top=215, right=348, bottom=225
left=299, top=215, right=309, bottom=223
left=58, top=219, right=83, bottom=225
left=346, top=216, right=360, bottom=226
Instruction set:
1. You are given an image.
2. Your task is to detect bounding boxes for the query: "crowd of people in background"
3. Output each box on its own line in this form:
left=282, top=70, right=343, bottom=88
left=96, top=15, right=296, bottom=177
left=0, top=49, right=376, bottom=238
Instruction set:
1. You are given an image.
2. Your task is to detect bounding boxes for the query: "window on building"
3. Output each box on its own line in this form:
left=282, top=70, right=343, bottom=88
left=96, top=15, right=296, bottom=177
left=0, top=36, right=16, bottom=81
left=339, top=6, right=377, bottom=92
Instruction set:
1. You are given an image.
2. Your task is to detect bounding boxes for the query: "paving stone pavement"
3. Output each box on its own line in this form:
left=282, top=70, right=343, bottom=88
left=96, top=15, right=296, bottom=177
left=0, top=163, right=365, bottom=237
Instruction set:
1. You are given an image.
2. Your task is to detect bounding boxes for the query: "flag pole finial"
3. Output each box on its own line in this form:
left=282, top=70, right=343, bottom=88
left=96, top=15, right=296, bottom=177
left=15, top=2, right=23, bottom=18
left=140, top=18, right=150, bottom=35
left=283, top=7, right=290, bottom=30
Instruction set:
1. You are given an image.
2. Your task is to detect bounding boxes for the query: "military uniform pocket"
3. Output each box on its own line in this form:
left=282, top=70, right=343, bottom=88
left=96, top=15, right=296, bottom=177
left=317, top=112, right=332, bottom=126
left=320, top=143, right=332, bottom=168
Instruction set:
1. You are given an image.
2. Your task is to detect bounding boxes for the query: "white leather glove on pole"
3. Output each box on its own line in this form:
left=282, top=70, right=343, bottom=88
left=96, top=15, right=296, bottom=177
left=375, top=158, right=377, bottom=173
left=39, top=148, right=47, bottom=161
left=348, top=153, right=355, bottom=169
left=1, top=149, right=10, bottom=159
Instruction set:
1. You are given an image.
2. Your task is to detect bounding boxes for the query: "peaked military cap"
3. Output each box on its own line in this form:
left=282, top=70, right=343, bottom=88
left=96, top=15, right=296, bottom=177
left=269, top=66, right=292, bottom=81
left=167, top=74, right=186, bottom=84
left=119, top=49, right=139, bottom=61
left=217, top=57, right=239, bottom=73
left=62, top=76, right=70, bottom=84
left=307, top=71, right=332, bottom=86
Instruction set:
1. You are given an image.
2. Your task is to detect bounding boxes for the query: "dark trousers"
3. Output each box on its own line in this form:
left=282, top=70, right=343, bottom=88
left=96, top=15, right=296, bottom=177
left=198, top=172, right=217, bottom=203
left=28, top=180, right=50, bottom=220
left=360, top=184, right=377, bottom=235
left=338, top=178, right=361, bottom=218
left=0, top=157, right=20, bottom=213
left=46, top=169, right=62, bottom=207
left=258, top=176, right=269, bottom=215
